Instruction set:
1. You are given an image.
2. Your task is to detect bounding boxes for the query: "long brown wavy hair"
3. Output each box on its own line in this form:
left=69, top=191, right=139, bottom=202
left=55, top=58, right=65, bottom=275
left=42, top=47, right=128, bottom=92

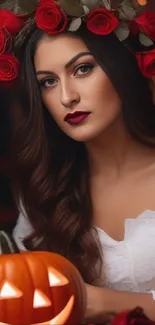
left=13, top=24, right=155, bottom=284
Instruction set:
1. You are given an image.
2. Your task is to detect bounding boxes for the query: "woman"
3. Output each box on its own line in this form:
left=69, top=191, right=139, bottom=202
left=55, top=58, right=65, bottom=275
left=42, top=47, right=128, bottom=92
left=7, top=0, right=155, bottom=322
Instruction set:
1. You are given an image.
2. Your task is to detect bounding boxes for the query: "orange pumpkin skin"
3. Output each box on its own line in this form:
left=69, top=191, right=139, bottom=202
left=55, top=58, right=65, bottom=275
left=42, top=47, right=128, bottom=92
left=0, top=251, right=86, bottom=325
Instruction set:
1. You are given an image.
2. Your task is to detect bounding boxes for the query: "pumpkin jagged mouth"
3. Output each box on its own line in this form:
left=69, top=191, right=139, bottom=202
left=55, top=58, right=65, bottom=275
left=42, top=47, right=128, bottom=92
left=36, top=295, right=74, bottom=325
left=1, top=296, right=74, bottom=325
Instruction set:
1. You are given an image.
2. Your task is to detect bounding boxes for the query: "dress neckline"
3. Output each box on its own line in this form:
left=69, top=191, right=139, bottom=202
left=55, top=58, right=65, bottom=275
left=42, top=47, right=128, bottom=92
left=95, top=209, right=155, bottom=245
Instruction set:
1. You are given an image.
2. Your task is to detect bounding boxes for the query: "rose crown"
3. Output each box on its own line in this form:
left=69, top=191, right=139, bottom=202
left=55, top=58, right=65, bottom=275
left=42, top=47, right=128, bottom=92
left=0, top=0, right=155, bottom=85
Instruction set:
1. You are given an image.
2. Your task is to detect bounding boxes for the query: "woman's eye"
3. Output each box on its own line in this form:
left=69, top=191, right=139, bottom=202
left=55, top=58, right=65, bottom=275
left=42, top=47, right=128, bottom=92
left=74, top=63, right=94, bottom=76
left=39, top=78, right=57, bottom=88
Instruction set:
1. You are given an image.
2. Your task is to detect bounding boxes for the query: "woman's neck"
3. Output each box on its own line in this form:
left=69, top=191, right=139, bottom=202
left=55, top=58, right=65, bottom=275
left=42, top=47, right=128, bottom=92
left=85, top=116, right=154, bottom=178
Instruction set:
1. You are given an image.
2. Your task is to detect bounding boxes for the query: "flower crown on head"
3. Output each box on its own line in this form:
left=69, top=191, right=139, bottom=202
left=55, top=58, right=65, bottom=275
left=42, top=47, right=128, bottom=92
left=0, top=0, right=155, bottom=85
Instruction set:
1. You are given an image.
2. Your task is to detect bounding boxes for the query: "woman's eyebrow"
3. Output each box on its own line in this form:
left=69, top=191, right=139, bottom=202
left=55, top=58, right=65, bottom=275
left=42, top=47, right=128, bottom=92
left=36, top=52, right=93, bottom=76
left=65, top=51, right=93, bottom=69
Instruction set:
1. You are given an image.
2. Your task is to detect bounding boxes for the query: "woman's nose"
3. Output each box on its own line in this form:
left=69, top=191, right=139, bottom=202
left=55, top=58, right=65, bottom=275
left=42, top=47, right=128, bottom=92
left=60, top=81, right=80, bottom=108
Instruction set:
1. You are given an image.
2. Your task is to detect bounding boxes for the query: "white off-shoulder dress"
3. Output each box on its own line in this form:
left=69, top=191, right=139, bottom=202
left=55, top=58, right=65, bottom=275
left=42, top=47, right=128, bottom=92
left=11, top=209, right=155, bottom=294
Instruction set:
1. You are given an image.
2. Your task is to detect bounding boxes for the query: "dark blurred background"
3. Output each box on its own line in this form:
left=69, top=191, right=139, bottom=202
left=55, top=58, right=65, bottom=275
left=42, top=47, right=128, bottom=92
left=0, top=89, right=17, bottom=232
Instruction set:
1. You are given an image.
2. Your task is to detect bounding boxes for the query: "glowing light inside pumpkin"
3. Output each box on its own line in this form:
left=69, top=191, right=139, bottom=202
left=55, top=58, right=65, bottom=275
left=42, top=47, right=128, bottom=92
left=50, top=295, right=74, bottom=325
left=48, top=267, right=69, bottom=286
left=0, top=282, right=22, bottom=299
left=36, top=295, right=75, bottom=325
left=33, top=289, right=52, bottom=308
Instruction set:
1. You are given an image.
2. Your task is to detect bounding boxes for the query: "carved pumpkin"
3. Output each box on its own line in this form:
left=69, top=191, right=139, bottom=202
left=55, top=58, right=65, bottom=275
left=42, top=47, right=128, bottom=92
left=0, top=251, right=86, bottom=325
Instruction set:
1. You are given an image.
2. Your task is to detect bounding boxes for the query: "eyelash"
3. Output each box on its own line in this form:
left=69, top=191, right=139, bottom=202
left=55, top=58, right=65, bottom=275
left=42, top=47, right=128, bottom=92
left=39, top=63, right=94, bottom=89
left=74, top=63, right=94, bottom=76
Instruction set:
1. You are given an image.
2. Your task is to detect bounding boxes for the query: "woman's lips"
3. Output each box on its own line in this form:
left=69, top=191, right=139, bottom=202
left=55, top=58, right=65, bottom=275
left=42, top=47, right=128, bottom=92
left=64, top=111, right=91, bottom=125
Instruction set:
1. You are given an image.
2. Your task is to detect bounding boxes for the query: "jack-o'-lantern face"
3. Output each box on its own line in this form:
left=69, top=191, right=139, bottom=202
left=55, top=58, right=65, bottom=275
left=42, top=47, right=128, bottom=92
left=0, top=252, right=86, bottom=325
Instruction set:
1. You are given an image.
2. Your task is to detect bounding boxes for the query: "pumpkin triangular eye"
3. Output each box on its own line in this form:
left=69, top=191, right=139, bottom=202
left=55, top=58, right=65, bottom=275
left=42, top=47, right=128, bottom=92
left=0, top=281, right=22, bottom=299
left=33, top=289, right=51, bottom=308
left=48, top=267, right=69, bottom=286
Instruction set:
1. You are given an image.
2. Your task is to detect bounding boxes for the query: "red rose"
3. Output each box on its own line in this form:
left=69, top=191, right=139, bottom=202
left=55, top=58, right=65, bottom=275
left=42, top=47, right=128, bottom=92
left=112, top=308, right=155, bottom=325
left=86, top=8, right=119, bottom=36
left=0, top=9, right=24, bottom=34
left=0, top=27, right=14, bottom=54
left=0, top=54, right=19, bottom=82
left=36, top=0, right=68, bottom=35
left=136, top=49, right=155, bottom=78
left=0, top=29, right=6, bottom=54
left=130, top=11, right=155, bottom=41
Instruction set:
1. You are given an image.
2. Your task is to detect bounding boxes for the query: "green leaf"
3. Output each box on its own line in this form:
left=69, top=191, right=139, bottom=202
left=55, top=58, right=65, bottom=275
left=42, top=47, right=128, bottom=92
left=118, top=0, right=136, bottom=20
left=100, top=0, right=111, bottom=10
left=18, top=0, right=38, bottom=13
left=81, top=0, right=100, bottom=10
left=115, top=22, right=130, bottom=41
left=81, top=0, right=112, bottom=10
left=68, top=17, right=82, bottom=31
left=0, top=0, right=16, bottom=10
left=83, top=5, right=90, bottom=14
left=0, top=0, right=37, bottom=13
left=139, top=33, right=154, bottom=47
left=58, top=0, right=85, bottom=17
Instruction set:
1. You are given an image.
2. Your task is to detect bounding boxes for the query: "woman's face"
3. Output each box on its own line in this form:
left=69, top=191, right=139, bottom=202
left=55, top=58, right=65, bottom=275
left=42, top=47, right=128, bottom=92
left=34, top=33, right=121, bottom=142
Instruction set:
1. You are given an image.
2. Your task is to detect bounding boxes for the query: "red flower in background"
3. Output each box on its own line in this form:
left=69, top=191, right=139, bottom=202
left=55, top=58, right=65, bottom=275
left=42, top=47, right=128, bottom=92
left=0, top=29, right=6, bottom=54
left=0, top=9, right=24, bottom=34
left=130, top=11, right=155, bottom=41
left=0, top=9, right=24, bottom=85
left=112, top=307, right=155, bottom=325
left=86, top=8, right=119, bottom=36
left=36, top=0, right=68, bottom=34
left=136, top=49, right=155, bottom=78
left=0, top=53, right=19, bottom=82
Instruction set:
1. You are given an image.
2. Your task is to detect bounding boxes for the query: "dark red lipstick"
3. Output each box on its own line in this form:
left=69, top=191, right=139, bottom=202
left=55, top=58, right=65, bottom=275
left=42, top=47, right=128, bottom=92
left=64, top=111, right=91, bottom=125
